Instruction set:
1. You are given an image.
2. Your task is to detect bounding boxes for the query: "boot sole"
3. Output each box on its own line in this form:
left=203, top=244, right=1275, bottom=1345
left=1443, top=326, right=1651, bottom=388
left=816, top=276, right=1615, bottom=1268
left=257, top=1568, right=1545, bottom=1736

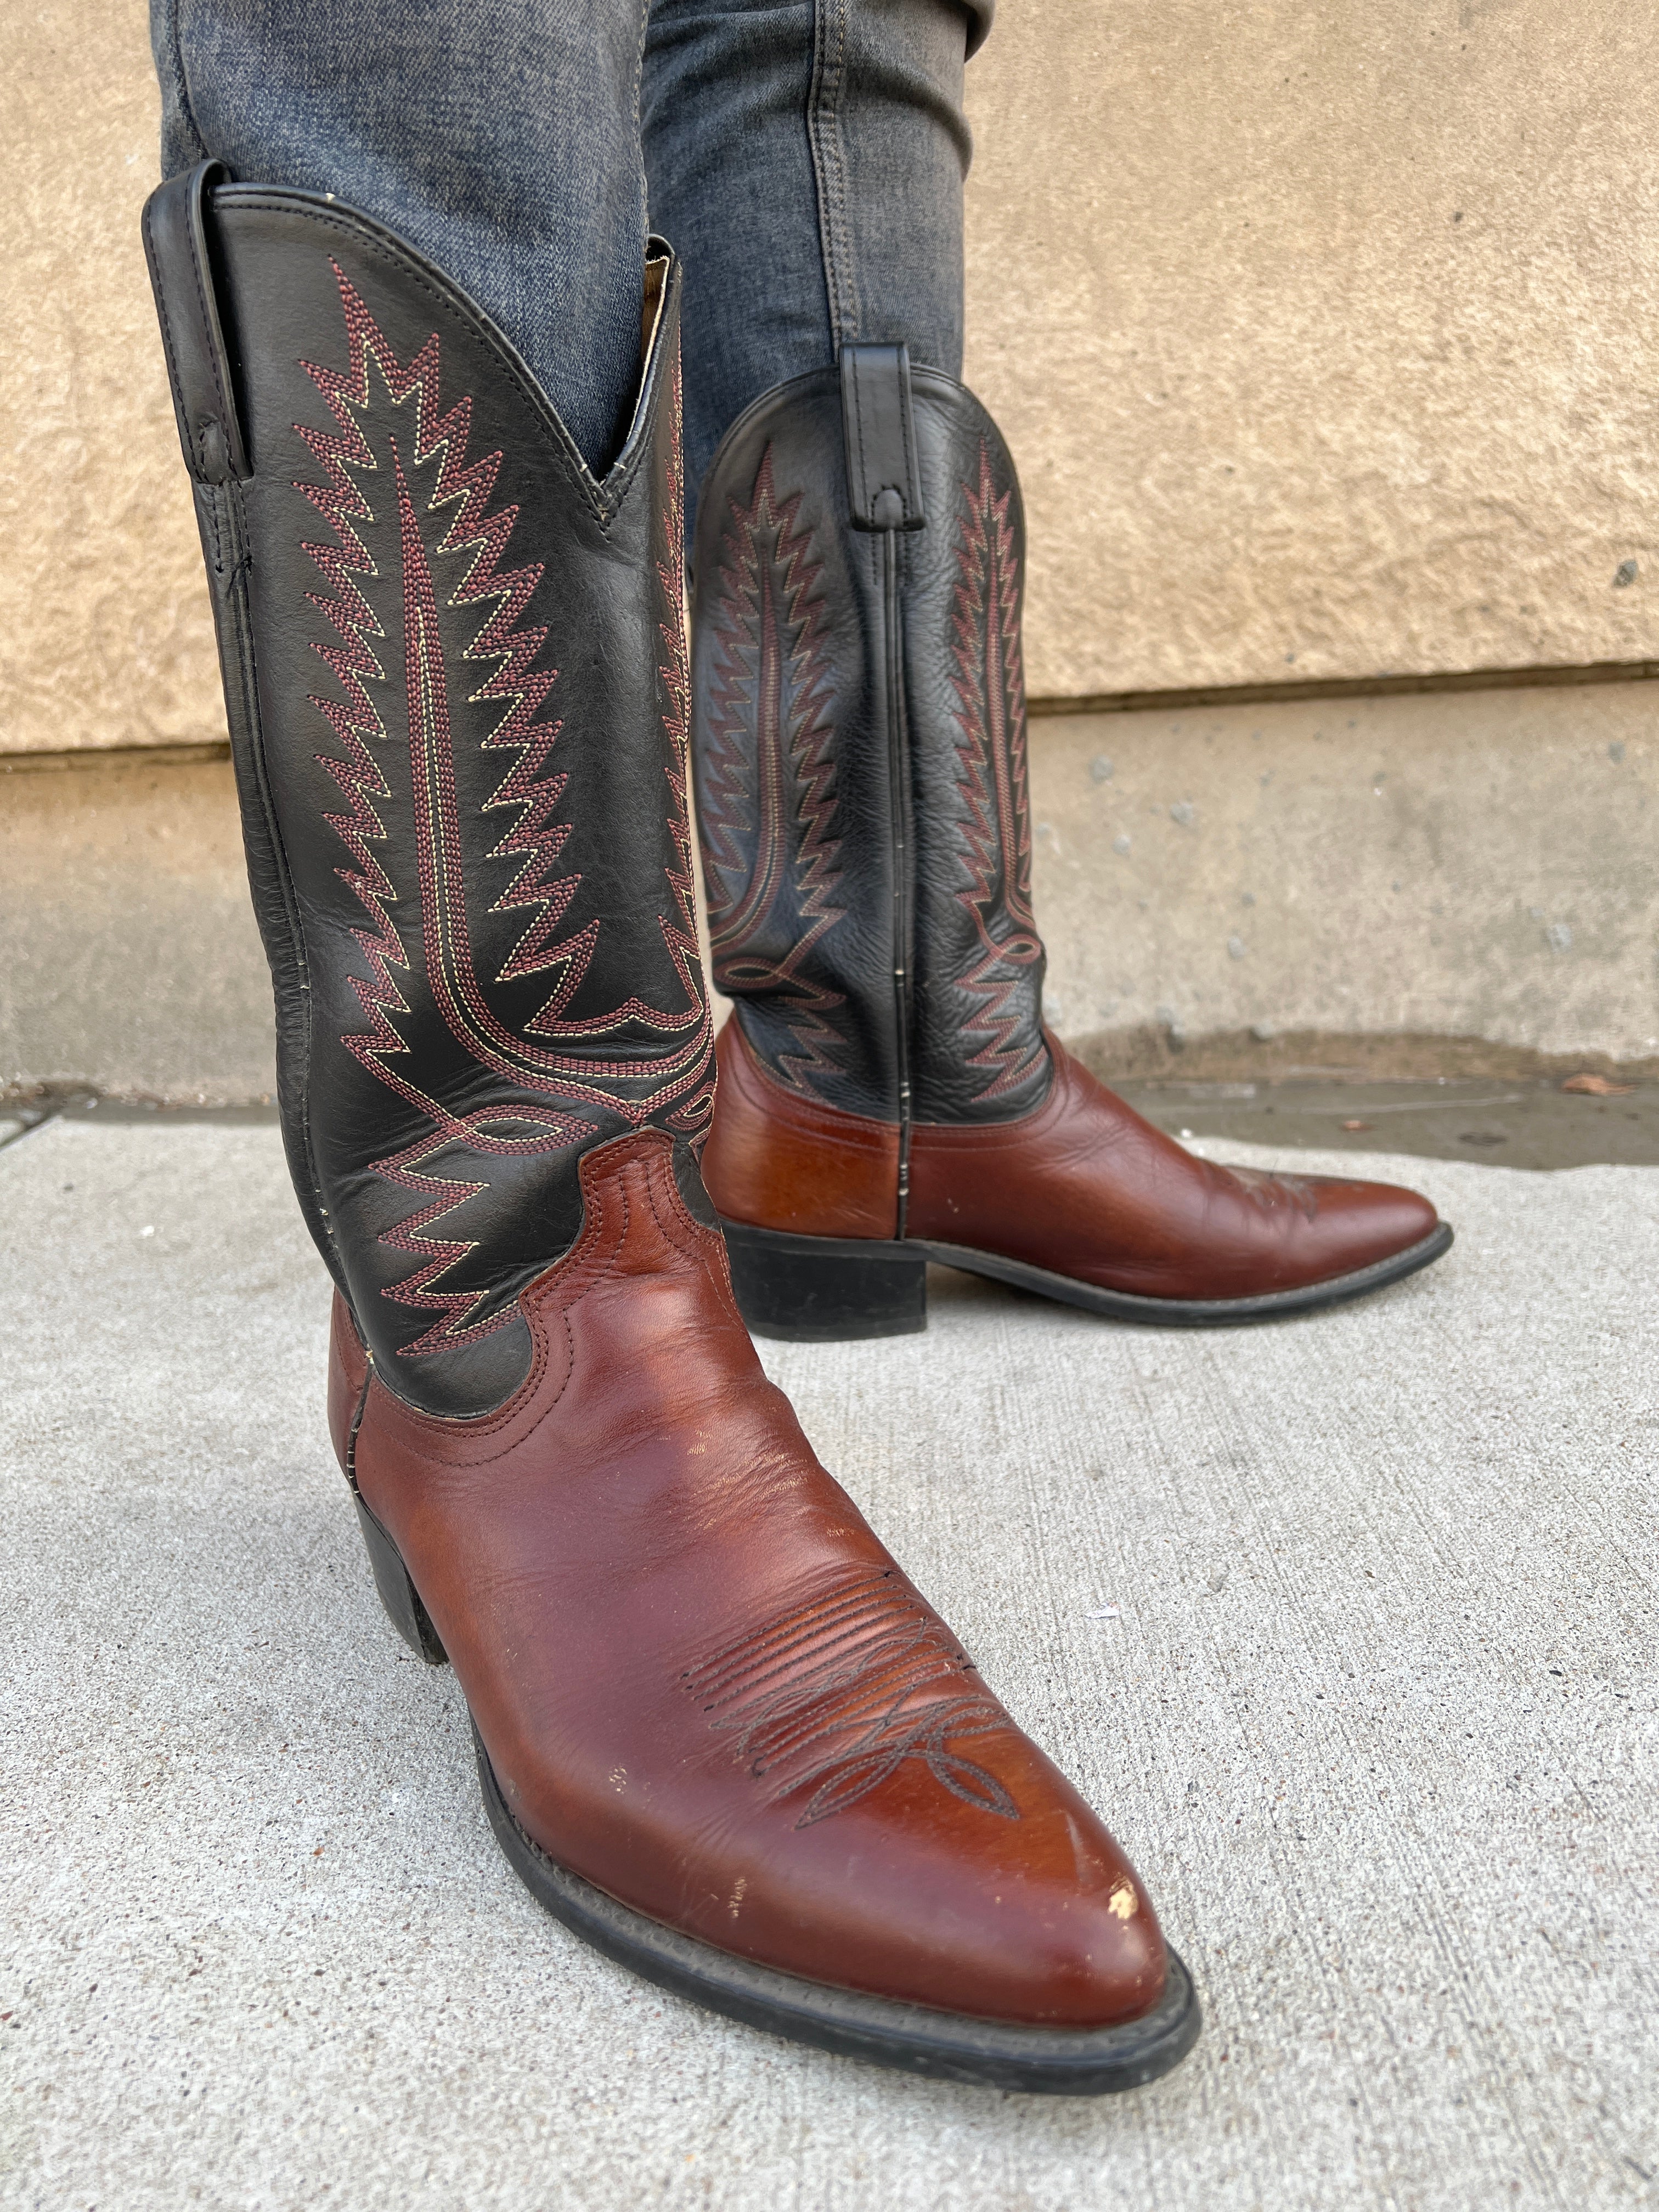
left=719, top=1218, right=1455, bottom=1342
left=351, top=1491, right=1201, bottom=2094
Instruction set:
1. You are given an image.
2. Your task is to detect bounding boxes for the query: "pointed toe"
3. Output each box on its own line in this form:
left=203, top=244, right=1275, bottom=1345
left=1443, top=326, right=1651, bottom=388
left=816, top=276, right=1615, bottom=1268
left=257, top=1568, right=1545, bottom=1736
left=978, top=1860, right=1169, bottom=2029
left=1301, top=1176, right=1441, bottom=1280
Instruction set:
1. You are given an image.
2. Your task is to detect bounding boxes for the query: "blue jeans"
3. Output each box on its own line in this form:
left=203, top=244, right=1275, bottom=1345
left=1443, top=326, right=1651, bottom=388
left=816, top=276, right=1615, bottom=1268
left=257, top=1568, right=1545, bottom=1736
left=152, top=0, right=986, bottom=491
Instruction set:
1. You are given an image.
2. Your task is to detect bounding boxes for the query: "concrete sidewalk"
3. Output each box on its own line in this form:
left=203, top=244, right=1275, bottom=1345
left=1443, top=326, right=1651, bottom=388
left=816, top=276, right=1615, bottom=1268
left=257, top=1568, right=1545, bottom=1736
left=1, top=1119, right=1654, bottom=2211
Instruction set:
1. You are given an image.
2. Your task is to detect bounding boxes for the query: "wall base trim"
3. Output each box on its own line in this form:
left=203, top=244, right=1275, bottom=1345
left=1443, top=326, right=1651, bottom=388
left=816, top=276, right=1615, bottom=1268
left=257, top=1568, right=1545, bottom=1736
left=1029, top=659, right=1659, bottom=719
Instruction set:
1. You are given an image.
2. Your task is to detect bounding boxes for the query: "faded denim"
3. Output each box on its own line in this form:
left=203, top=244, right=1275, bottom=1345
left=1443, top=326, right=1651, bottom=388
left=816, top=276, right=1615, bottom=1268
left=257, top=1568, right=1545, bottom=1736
left=153, top=0, right=979, bottom=489
left=642, top=0, right=972, bottom=496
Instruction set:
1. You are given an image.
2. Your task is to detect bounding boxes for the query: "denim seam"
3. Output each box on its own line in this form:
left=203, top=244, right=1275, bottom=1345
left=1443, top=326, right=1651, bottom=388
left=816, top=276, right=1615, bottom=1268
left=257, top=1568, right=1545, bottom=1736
left=161, top=0, right=210, bottom=167
left=629, top=0, right=651, bottom=266
left=808, top=0, right=857, bottom=353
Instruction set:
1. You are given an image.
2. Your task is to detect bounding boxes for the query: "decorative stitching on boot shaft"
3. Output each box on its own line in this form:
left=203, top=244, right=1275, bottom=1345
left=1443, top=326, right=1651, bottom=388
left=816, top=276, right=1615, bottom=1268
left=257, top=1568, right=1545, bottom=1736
left=701, top=445, right=848, bottom=1096
left=292, top=264, right=712, bottom=1355
left=946, top=440, right=1046, bottom=1105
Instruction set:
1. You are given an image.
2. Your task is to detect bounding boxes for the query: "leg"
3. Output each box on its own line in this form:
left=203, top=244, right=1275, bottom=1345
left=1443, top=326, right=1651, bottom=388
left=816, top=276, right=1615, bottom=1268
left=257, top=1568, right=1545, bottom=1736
left=139, top=3, right=1194, bottom=2086
left=642, top=0, right=975, bottom=505
left=152, top=0, right=650, bottom=472
left=673, top=6, right=1452, bottom=1336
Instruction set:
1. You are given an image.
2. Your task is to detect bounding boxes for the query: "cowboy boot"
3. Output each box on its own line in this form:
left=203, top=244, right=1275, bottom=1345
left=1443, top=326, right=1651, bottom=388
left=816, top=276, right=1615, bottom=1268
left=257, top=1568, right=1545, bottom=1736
left=141, top=167, right=1198, bottom=2089
left=692, top=347, right=1453, bottom=1340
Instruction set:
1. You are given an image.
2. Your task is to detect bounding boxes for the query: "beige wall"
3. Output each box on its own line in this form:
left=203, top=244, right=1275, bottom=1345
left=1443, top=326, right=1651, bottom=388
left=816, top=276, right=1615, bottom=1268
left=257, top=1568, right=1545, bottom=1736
left=3, top=4, right=1656, bottom=1091
left=963, top=0, right=1659, bottom=696
left=3, top=0, right=1658, bottom=758
left=1032, top=682, right=1659, bottom=1069
left=3, top=1, right=219, bottom=756
left=0, top=754, right=274, bottom=1098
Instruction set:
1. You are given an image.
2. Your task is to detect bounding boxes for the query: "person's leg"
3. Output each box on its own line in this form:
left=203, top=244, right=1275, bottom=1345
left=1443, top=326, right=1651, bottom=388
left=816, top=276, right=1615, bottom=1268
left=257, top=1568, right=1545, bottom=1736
left=642, top=0, right=977, bottom=508
left=670, top=4, right=1452, bottom=1336
left=139, top=6, right=1193, bottom=2086
left=151, top=0, right=650, bottom=472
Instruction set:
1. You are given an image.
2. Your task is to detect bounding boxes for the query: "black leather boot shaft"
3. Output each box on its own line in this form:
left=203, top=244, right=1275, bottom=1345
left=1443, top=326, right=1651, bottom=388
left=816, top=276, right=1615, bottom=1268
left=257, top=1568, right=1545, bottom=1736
left=144, top=165, right=713, bottom=1417
left=690, top=349, right=1049, bottom=1211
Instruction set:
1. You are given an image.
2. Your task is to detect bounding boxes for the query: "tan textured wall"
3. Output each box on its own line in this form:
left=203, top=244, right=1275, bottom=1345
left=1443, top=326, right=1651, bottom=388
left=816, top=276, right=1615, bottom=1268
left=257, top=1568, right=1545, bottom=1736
left=4, top=1, right=1658, bottom=755
left=964, top=0, right=1659, bottom=697
left=1031, top=682, right=1659, bottom=1067
left=2, top=1, right=221, bottom=755
left=0, top=756, right=274, bottom=1098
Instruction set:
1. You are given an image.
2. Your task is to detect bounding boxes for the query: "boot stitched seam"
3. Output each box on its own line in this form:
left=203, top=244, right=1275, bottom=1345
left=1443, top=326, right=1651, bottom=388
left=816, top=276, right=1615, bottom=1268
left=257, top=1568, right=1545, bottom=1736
left=635, top=1147, right=717, bottom=1268
left=369, top=1139, right=669, bottom=1450
left=636, top=1156, right=747, bottom=1329
left=224, top=503, right=336, bottom=1261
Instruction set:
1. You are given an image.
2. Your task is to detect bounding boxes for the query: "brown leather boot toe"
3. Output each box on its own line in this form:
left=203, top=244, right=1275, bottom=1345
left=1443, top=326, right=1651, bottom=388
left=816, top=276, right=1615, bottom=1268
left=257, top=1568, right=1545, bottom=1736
left=904, top=1039, right=1447, bottom=1310
left=334, top=1134, right=1197, bottom=2086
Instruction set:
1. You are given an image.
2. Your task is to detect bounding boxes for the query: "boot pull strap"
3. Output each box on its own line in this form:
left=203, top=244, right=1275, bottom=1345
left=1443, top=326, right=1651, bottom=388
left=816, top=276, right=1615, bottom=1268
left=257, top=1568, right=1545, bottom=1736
left=141, top=159, right=251, bottom=486
left=839, top=345, right=926, bottom=532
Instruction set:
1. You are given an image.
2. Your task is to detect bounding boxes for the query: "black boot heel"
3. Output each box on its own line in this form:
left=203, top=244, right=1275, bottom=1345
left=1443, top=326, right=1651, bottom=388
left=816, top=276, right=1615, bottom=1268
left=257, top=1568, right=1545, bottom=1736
left=352, top=1495, right=448, bottom=1665
left=720, top=1221, right=928, bottom=1342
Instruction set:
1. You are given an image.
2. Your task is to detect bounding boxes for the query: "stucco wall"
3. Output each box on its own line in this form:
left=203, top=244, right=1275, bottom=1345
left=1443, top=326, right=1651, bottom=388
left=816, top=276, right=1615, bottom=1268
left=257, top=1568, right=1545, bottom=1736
left=3, top=1, right=219, bottom=755
left=3, top=0, right=1657, bottom=760
left=1032, top=682, right=1659, bottom=1069
left=963, top=0, right=1659, bottom=696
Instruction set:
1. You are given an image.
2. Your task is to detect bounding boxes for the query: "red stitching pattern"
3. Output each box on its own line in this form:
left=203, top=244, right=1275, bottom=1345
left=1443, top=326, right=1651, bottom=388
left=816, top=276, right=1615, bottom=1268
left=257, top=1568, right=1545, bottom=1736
left=947, top=442, right=1045, bottom=1102
left=293, top=265, right=714, bottom=1351
left=701, top=446, right=846, bottom=1095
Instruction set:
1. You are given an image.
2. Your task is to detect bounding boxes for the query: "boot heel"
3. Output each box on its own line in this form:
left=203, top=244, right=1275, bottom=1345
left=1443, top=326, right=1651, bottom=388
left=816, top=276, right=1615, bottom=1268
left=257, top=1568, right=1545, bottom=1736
left=720, top=1221, right=927, bottom=1341
left=353, top=1495, right=448, bottom=1666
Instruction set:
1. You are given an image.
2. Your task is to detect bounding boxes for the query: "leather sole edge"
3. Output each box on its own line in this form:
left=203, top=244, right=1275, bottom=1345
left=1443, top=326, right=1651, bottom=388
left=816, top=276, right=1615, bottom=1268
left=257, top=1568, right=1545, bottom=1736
left=921, top=1218, right=1456, bottom=1327
left=473, top=1724, right=1201, bottom=2095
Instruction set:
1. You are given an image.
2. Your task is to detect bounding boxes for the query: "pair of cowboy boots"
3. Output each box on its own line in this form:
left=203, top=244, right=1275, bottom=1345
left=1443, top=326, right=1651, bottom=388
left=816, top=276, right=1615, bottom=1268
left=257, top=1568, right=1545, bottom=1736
left=144, top=166, right=1446, bottom=2094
